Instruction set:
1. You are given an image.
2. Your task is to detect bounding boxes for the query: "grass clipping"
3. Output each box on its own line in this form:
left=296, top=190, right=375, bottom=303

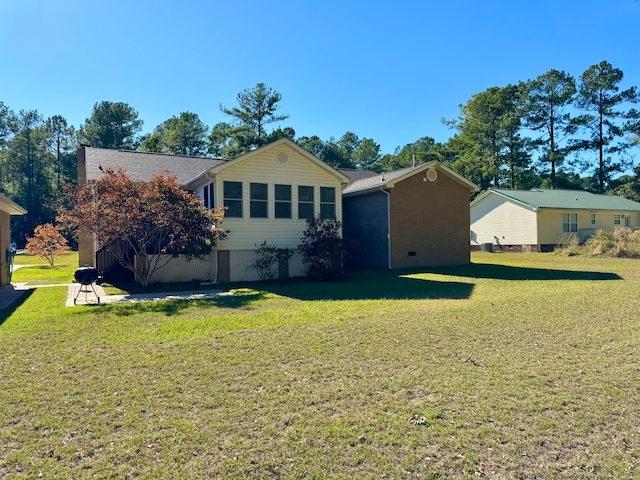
left=557, top=226, right=640, bottom=258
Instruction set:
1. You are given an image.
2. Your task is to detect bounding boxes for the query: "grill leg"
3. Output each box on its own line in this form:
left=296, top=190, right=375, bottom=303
left=74, top=282, right=100, bottom=305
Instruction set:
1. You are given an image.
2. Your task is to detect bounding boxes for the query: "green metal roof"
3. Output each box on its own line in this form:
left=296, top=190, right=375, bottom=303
left=481, top=188, right=640, bottom=212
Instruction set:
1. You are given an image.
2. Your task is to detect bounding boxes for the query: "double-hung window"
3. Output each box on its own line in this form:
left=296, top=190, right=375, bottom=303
left=562, top=213, right=577, bottom=233
left=275, top=184, right=292, bottom=219
left=203, top=183, right=214, bottom=209
left=320, top=187, right=336, bottom=219
left=614, top=214, right=621, bottom=225
left=250, top=183, right=268, bottom=218
left=223, top=181, right=243, bottom=218
left=298, top=186, right=314, bottom=219
left=590, top=213, right=596, bottom=225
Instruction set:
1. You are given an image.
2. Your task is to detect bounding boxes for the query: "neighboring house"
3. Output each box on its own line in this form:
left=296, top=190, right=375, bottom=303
left=0, top=193, right=27, bottom=286
left=77, top=138, right=349, bottom=282
left=470, top=188, right=640, bottom=252
left=341, top=162, right=479, bottom=269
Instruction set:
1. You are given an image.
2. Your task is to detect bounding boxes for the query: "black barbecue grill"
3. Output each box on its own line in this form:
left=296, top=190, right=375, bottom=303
left=74, top=267, right=102, bottom=305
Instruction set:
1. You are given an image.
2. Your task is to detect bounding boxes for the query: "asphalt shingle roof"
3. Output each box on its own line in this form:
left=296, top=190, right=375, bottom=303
left=489, top=188, right=640, bottom=211
left=340, top=166, right=421, bottom=194
left=84, top=147, right=227, bottom=186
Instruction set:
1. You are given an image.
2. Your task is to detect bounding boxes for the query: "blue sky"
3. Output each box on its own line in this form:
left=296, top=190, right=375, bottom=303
left=1, top=0, right=639, bottom=157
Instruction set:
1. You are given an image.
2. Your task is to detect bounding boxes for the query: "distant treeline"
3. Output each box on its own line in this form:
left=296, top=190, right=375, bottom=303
left=2, top=62, right=640, bottom=244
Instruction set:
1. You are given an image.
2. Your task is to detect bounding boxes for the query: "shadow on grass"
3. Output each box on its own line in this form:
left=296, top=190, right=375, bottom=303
left=255, top=271, right=475, bottom=301
left=425, top=263, right=622, bottom=281
left=0, top=289, right=34, bottom=326
left=98, top=290, right=266, bottom=316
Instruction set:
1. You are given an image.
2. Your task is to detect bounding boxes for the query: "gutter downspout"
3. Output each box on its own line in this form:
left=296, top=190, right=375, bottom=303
left=381, top=188, right=392, bottom=269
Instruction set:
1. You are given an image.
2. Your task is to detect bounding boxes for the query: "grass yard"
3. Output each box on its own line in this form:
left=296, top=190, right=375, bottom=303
left=1, top=252, right=640, bottom=478
left=11, top=252, right=78, bottom=286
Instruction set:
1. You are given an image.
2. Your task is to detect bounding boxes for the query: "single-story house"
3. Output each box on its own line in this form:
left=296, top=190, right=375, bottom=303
left=0, top=193, right=27, bottom=286
left=341, top=162, right=480, bottom=269
left=470, top=188, right=640, bottom=252
left=77, top=138, right=349, bottom=282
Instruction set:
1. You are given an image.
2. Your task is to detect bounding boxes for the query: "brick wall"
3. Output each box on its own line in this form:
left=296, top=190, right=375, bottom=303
left=389, top=170, right=471, bottom=268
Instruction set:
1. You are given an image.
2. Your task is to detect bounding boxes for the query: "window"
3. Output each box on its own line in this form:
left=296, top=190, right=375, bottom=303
left=223, top=181, right=243, bottom=218
left=275, top=184, right=292, bottom=219
left=250, top=183, right=268, bottom=218
left=203, top=183, right=214, bottom=209
left=320, top=187, right=336, bottom=219
left=298, top=186, right=314, bottom=219
left=614, top=214, right=621, bottom=225
left=590, top=213, right=596, bottom=225
left=562, top=213, right=577, bottom=233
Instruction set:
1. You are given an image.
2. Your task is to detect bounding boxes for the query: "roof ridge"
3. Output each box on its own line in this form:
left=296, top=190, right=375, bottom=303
left=86, top=146, right=226, bottom=162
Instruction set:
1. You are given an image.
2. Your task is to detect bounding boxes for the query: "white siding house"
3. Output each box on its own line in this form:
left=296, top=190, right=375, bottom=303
left=471, top=189, right=640, bottom=252
left=78, top=139, right=348, bottom=283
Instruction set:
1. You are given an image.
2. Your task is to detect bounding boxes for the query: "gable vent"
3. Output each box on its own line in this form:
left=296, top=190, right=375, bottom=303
left=276, top=152, right=289, bottom=164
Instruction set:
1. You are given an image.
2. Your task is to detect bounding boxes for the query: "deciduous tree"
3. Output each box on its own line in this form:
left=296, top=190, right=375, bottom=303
left=60, top=168, right=226, bottom=287
left=25, top=223, right=70, bottom=266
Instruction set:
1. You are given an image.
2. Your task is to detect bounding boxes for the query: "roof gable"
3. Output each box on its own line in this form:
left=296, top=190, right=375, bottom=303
left=342, top=161, right=479, bottom=196
left=472, top=188, right=640, bottom=212
left=207, top=138, right=350, bottom=183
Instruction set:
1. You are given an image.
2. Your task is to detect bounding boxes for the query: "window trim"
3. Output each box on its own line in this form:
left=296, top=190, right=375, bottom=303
left=298, top=185, right=315, bottom=220
left=562, top=212, right=578, bottom=233
left=275, top=184, right=292, bottom=219
left=250, top=182, right=268, bottom=219
left=223, top=181, right=243, bottom=218
left=320, top=186, right=336, bottom=219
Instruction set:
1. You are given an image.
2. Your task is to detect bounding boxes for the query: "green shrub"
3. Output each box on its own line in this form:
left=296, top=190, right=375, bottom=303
left=250, top=241, right=293, bottom=281
left=298, top=216, right=354, bottom=281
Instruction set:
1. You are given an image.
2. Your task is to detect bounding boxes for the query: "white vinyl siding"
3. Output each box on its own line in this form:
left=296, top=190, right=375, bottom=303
left=470, top=195, right=538, bottom=246
left=215, top=145, right=343, bottom=250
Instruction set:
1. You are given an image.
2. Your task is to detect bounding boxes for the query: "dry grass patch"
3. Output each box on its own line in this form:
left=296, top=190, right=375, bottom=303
left=1, top=253, right=640, bottom=478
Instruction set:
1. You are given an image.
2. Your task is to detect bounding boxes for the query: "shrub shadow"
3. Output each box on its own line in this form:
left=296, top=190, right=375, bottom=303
left=256, top=271, right=474, bottom=301
left=424, top=263, right=622, bottom=281
left=100, top=291, right=266, bottom=316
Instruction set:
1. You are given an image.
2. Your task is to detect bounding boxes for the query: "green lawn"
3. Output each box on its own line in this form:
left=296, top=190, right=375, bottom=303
left=1, top=253, right=639, bottom=478
left=11, top=251, right=78, bottom=286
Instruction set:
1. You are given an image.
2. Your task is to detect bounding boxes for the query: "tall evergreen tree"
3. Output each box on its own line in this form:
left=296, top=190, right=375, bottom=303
left=46, top=115, right=77, bottom=187
left=4, top=110, right=56, bottom=242
left=575, top=61, right=640, bottom=193
left=141, top=112, right=209, bottom=156
left=522, top=69, right=579, bottom=188
left=217, top=83, right=290, bottom=156
left=79, top=101, right=143, bottom=150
